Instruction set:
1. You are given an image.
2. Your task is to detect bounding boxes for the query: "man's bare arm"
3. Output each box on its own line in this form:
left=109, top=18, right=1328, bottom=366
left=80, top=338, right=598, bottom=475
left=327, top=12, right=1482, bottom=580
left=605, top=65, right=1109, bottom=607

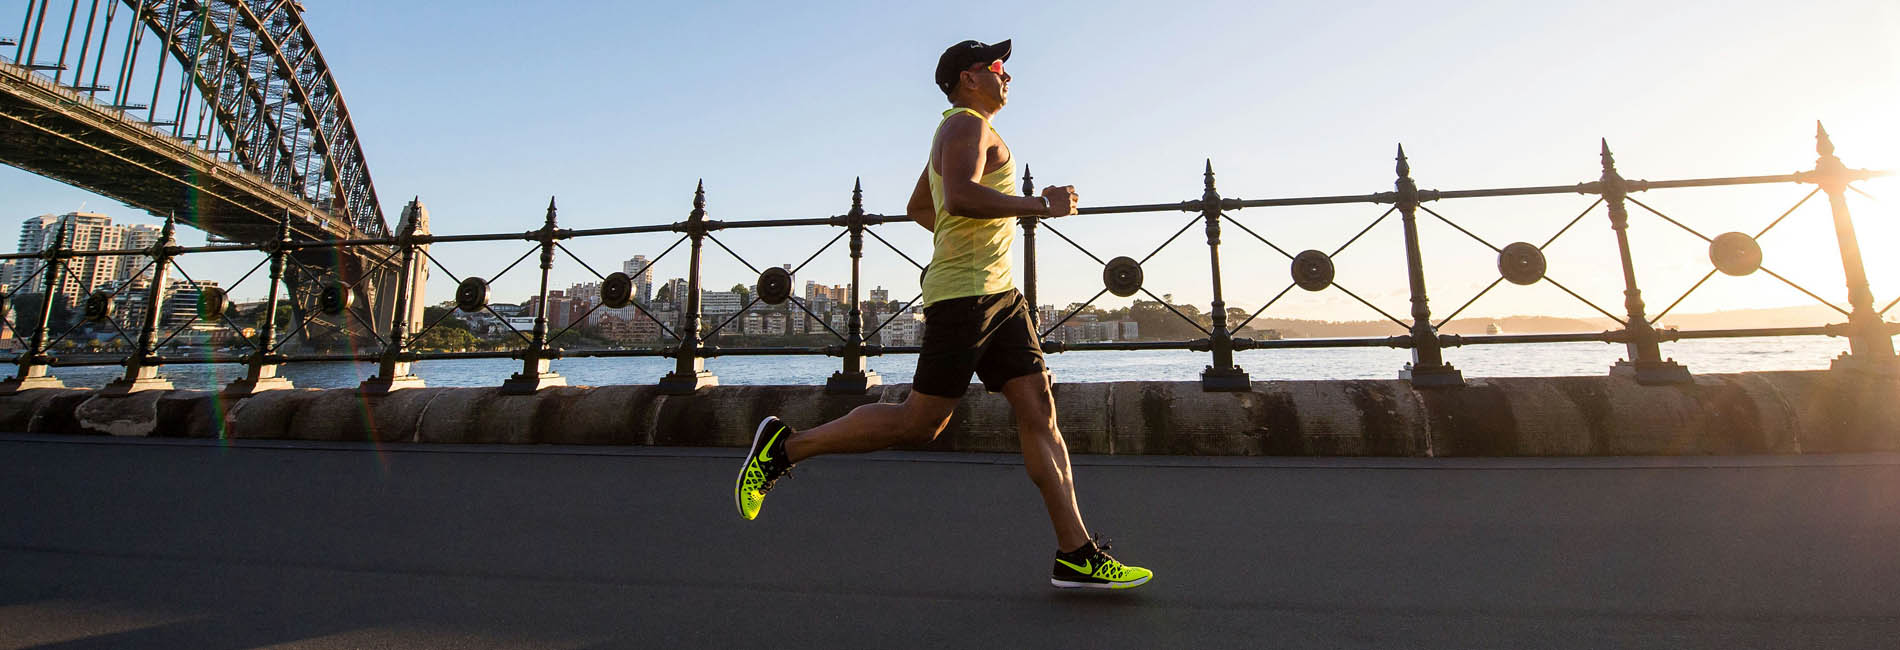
left=937, top=115, right=1076, bottom=219
left=907, top=168, right=935, bottom=232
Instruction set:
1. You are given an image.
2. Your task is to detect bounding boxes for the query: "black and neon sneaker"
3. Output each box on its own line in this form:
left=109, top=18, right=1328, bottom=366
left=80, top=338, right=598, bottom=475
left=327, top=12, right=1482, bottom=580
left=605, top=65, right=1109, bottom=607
left=735, top=416, right=795, bottom=520
left=1051, top=538, right=1153, bottom=590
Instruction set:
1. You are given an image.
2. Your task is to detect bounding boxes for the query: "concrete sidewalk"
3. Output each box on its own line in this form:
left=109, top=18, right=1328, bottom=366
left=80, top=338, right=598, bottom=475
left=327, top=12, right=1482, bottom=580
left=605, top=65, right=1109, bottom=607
left=3, top=435, right=1898, bottom=649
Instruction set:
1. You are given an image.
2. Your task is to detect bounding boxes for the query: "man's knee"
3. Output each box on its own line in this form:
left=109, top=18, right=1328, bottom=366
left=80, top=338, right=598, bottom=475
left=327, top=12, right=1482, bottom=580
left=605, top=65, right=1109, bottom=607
left=899, top=393, right=957, bottom=445
left=903, top=417, right=950, bottom=446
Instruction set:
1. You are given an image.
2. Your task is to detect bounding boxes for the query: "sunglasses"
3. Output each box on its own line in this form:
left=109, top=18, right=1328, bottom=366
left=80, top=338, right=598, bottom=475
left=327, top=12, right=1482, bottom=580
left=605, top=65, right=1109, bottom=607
left=971, top=59, right=1005, bottom=76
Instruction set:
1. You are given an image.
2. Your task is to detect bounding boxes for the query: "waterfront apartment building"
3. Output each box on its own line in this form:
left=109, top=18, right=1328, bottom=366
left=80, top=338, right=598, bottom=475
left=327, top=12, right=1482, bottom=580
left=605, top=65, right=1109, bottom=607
left=624, top=255, right=654, bottom=304
left=4, top=213, right=126, bottom=309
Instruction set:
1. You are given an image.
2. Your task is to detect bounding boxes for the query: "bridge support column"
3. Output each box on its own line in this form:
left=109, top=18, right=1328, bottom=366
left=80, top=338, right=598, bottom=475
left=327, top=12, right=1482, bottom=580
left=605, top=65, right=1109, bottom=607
left=0, top=218, right=66, bottom=394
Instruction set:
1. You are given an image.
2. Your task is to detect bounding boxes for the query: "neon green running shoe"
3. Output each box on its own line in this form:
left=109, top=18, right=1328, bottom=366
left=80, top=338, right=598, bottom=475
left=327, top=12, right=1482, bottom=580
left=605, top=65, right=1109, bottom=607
left=735, top=416, right=795, bottom=520
left=1051, top=537, right=1153, bottom=590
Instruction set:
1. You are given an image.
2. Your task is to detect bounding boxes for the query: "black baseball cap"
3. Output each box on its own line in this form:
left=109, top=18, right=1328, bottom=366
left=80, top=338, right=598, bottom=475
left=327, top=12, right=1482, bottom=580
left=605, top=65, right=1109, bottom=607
left=935, top=39, right=1011, bottom=96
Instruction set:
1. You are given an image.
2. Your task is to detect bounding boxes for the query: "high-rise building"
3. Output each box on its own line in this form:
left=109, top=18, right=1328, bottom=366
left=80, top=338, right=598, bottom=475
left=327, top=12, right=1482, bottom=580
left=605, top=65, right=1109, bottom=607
left=566, top=281, right=600, bottom=303
left=116, top=224, right=163, bottom=289
left=161, top=280, right=219, bottom=329
left=625, top=255, right=654, bottom=304
left=660, top=277, right=689, bottom=306
left=6, top=213, right=124, bottom=309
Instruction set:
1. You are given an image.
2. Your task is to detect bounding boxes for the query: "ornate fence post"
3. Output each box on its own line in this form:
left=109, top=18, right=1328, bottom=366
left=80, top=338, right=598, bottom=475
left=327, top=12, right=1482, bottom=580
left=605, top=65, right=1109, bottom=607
left=1600, top=140, right=1691, bottom=384
left=0, top=216, right=68, bottom=393
left=361, top=202, right=426, bottom=395
left=660, top=181, right=719, bottom=394
left=502, top=197, right=568, bottom=394
left=1199, top=160, right=1250, bottom=391
left=1809, top=123, right=1898, bottom=373
left=101, top=216, right=177, bottom=395
left=1393, top=145, right=1463, bottom=387
left=1020, top=165, right=1040, bottom=334
left=828, top=178, right=882, bottom=394
left=223, top=215, right=294, bottom=397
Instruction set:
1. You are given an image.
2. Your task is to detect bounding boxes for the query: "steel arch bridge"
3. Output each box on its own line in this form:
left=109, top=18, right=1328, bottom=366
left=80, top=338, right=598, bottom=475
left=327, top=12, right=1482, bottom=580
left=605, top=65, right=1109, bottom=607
left=2, top=0, right=405, bottom=345
left=2, top=0, right=385, bottom=241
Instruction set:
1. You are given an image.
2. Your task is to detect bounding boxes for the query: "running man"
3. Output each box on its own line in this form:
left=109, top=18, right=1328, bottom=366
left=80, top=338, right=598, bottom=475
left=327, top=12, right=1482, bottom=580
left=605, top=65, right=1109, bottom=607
left=735, top=39, right=1152, bottom=590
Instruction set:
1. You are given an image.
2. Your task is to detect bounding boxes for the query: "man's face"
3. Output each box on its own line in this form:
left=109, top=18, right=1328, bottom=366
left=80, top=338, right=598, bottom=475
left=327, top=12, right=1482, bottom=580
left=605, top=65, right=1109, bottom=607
left=962, top=59, right=1010, bottom=107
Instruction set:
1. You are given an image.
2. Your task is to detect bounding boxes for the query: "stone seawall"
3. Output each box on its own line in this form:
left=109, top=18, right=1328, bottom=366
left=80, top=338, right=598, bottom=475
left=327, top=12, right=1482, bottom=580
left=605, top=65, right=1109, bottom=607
left=3, top=370, right=1896, bottom=455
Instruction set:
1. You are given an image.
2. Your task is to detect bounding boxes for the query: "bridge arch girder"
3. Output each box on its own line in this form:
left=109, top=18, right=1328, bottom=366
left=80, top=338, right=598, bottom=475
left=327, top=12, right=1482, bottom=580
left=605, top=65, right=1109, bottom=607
left=122, top=0, right=385, bottom=237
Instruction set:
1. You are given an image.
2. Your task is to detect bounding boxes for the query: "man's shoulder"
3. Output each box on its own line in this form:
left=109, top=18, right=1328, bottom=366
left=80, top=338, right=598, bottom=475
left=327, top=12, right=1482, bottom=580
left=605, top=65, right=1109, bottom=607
left=936, top=111, right=989, bottom=142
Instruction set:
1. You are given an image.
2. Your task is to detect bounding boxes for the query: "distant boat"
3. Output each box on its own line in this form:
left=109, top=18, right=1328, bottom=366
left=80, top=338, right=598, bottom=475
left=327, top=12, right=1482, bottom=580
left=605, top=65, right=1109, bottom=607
left=1486, top=323, right=1503, bottom=335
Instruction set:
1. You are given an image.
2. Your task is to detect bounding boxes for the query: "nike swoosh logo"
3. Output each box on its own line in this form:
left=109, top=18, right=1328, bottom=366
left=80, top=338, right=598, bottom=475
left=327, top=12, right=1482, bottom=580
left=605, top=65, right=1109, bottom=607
left=757, top=425, right=783, bottom=464
left=1056, top=558, right=1092, bottom=575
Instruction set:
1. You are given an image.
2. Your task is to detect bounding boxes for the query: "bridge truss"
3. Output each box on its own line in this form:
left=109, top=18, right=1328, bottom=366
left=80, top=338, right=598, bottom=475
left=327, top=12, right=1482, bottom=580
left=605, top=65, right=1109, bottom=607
left=4, top=0, right=386, bottom=239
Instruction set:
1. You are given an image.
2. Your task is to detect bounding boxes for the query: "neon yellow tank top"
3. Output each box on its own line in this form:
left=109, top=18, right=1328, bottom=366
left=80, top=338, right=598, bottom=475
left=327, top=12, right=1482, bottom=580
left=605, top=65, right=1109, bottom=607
left=923, top=107, right=1018, bottom=306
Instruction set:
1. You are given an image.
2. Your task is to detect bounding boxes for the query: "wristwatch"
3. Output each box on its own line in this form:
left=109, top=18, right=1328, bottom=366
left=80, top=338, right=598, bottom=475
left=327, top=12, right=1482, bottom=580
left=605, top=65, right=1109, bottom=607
left=1038, top=196, right=1051, bottom=216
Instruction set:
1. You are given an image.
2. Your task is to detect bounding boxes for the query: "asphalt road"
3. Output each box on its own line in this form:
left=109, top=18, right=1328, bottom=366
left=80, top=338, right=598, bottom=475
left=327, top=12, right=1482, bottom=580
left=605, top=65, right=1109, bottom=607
left=3, top=434, right=1899, bottom=649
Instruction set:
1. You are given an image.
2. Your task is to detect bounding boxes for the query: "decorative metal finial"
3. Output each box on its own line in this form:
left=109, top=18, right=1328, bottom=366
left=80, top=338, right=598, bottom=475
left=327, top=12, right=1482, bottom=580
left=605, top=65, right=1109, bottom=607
left=851, top=177, right=864, bottom=211
left=1203, top=159, right=1216, bottom=191
left=544, top=196, right=558, bottom=228
left=1395, top=144, right=1410, bottom=178
left=693, top=179, right=706, bottom=212
left=1599, top=138, right=1616, bottom=172
left=1022, top=164, right=1033, bottom=189
left=1816, top=121, right=1835, bottom=158
left=159, top=214, right=176, bottom=245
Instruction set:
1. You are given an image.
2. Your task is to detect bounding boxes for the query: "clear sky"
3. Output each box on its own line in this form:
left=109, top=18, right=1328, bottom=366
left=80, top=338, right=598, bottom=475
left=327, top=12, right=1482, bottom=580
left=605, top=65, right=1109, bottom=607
left=4, top=0, right=1897, bottom=326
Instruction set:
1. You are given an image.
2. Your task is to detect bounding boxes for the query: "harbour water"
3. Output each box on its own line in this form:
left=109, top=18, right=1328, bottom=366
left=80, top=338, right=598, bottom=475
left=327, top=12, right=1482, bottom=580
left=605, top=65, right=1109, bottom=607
left=31, top=335, right=1860, bottom=391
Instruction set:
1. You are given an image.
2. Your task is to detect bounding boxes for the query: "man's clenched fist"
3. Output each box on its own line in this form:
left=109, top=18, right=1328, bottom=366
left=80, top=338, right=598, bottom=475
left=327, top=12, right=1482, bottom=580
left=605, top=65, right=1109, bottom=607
left=1041, top=185, right=1078, bottom=218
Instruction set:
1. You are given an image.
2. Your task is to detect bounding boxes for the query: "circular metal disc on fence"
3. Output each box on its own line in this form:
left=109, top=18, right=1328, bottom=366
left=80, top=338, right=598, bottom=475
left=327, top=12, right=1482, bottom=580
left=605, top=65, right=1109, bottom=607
left=1291, top=249, right=1335, bottom=292
left=319, top=282, right=352, bottom=316
left=197, top=287, right=230, bottom=321
left=1709, top=231, right=1763, bottom=277
left=1103, top=256, right=1143, bottom=298
left=1497, top=242, right=1547, bottom=286
left=757, top=266, right=792, bottom=305
left=454, top=277, right=488, bottom=313
left=84, top=290, right=113, bottom=322
left=601, top=272, right=634, bottom=308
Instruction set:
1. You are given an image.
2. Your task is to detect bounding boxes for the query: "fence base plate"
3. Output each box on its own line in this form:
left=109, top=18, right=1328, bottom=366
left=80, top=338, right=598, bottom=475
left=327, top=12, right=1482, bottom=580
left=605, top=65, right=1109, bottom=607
left=0, top=374, right=64, bottom=395
left=826, top=370, right=882, bottom=395
left=658, top=370, right=717, bottom=395
left=1611, top=359, right=1694, bottom=385
left=98, top=377, right=175, bottom=396
left=1830, top=354, right=1900, bottom=377
left=501, top=372, right=567, bottom=395
left=222, top=375, right=294, bottom=398
left=1401, top=364, right=1465, bottom=388
left=358, top=374, right=426, bottom=396
left=1201, top=366, right=1251, bottom=392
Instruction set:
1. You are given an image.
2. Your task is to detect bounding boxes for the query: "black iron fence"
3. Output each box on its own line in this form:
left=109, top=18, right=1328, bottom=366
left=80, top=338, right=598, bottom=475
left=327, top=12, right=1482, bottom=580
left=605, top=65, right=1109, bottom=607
left=1, top=124, right=1893, bottom=396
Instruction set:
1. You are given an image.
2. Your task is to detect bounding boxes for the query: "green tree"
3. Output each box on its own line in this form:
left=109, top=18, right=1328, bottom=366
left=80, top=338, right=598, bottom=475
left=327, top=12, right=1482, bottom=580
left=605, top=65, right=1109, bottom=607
left=730, top=283, right=751, bottom=305
left=413, top=323, right=478, bottom=351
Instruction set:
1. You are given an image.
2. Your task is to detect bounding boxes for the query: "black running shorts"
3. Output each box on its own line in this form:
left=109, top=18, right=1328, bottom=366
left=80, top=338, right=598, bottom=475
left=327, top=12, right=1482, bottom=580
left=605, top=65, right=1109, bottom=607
left=912, top=289, right=1046, bottom=398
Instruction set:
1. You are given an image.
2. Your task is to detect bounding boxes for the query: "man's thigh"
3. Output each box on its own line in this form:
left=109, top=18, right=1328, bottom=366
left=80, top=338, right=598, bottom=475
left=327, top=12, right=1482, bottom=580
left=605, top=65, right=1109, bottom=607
left=975, top=292, right=1047, bottom=393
